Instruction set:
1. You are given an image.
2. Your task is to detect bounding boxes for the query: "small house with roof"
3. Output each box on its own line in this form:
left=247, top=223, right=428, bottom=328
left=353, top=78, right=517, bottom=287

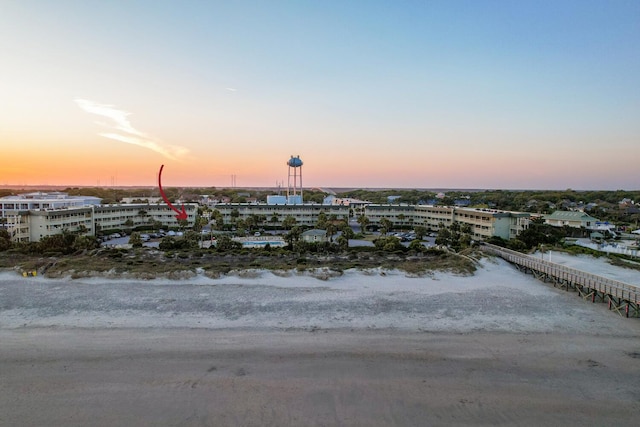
left=301, top=229, right=328, bottom=243
left=544, top=211, right=600, bottom=229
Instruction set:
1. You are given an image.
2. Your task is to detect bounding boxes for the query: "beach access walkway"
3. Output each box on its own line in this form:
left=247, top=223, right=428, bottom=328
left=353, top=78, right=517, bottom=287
left=481, top=243, right=640, bottom=318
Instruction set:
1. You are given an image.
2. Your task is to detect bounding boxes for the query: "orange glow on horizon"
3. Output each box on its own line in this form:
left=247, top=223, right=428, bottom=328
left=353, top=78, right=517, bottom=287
left=2, top=132, right=638, bottom=190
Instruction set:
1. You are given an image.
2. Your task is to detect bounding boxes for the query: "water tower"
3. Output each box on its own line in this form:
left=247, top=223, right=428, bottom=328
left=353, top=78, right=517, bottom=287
left=287, top=155, right=303, bottom=205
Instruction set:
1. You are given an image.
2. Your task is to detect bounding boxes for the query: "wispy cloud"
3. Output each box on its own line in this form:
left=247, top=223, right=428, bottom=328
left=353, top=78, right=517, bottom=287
left=225, top=87, right=237, bottom=92
left=75, top=99, right=189, bottom=161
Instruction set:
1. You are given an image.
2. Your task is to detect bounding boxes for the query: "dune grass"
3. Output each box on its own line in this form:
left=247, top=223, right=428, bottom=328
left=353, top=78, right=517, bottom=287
left=0, top=246, right=478, bottom=279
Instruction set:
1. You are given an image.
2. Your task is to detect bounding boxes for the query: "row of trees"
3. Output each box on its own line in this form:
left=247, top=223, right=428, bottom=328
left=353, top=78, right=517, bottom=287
left=339, top=188, right=639, bottom=209
left=435, top=222, right=473, bottom=251
left=0, top=215, right=551, bottom=258
left=0, top=230, right=100, bottom=255
left=4, top=186, right=637, bottom=210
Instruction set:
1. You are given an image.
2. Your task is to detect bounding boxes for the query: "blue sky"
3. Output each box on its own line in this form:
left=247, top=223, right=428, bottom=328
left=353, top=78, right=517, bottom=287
left=1, top=0, right=638, bottom=189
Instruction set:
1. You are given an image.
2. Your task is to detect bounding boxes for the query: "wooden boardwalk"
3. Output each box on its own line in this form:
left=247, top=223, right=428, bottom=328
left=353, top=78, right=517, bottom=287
left=480, top=243, right=640, bottom=318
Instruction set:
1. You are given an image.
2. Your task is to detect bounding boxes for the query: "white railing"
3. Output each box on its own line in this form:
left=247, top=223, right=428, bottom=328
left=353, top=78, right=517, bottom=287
left=481, top=243, right=640, bottom=303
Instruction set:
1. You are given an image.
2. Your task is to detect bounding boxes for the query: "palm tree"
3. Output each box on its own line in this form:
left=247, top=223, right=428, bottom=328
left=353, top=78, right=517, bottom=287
left=255, top=214, right=267, bottom=230
left=414, top=226, right=427, bottom=239
left=193, top=216, right=207, bottom=232
left=211, top=210, right=224, bottom=230
left=284, top=226, right=302, bottom=246
left=357, top=215, right=369, bottom=234
left=137, top=209, right=148, bottom=228
left=336, top=235, right=349, bottom=251
left=282, top=215, right=297, bottom=230
left=129, top=232, right=143, bottom=248
left=340, top=223, right=355, bottom=240
left=435, top=227, right=451, bottom=247
left=245, top=215, right=257, bottom=232
left=380, top=218, right=392, bottom=235
left=316, top=211, right=327, bottom=229
left=230, top=208, right=240, bottom=225
left=325, top=223, right=337, bottom=242
left=397, top=213, right=406, bottom=227
left=460, top=223, right=472, bottom=235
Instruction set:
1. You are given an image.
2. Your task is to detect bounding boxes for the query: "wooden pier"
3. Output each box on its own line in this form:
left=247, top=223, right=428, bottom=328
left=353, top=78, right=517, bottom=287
left=480, top=243, right=640, bottom=318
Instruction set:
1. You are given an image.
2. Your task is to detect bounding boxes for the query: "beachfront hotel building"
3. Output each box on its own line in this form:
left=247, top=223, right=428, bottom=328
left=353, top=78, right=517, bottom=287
left=212, top=203, right=350, bottom=228
left=1, top=193, right=197, bottom=243
left=364, top=204, right=530, bottom=240
left=0, top=192, right=101, bottom=214
left=209, top=202, right=529, bottom=240
left=93, top=203, right=198, bottom=235
left=2, top=191, right=528, bottom=243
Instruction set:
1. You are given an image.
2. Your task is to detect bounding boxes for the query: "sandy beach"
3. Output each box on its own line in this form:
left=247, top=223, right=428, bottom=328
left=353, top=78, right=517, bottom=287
left=1, top=254, right=639, bottom=426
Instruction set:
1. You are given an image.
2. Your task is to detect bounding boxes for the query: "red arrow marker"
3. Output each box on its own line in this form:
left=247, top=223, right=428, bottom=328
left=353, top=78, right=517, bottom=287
left=158, top=165, right=188, bottom=220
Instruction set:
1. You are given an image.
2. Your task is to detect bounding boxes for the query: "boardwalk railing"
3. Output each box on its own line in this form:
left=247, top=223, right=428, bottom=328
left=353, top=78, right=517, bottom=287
left=480, top=243, right=640, bottom=317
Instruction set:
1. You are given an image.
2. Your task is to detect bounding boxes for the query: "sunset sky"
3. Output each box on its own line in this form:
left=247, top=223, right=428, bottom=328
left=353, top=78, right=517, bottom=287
left=1, top=1, right=638, bottom=190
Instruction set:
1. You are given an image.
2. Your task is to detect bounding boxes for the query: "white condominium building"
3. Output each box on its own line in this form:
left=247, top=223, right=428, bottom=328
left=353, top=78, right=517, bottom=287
left=211, top=203, right=350, bottom=228
left=1, top=193, right=197, bottom=242
left=365, top=204, right=529, bottom=240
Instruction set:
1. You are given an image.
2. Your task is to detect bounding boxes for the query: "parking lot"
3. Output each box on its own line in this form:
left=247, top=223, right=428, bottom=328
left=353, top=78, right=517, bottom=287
left=99, top=227, right=437, bottom=249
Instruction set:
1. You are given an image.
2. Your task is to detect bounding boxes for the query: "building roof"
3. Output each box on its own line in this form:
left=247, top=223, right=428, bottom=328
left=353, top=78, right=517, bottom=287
left=301, top=229, right=327, bottom=237
left=544, top=211, right=600, bottom=222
